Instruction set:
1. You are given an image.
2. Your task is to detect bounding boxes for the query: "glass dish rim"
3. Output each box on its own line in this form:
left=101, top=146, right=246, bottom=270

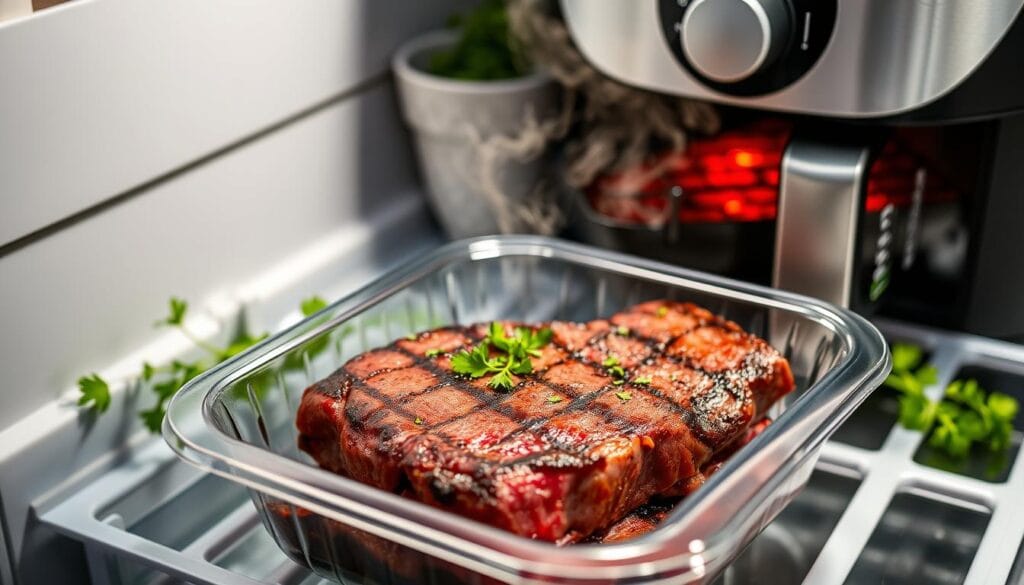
left=164, top=235, right=890, bottom=580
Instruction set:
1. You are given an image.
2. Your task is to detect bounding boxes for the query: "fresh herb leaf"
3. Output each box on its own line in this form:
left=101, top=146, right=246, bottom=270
left=616, top=326, right=630, bottom=336
left=220, top=332, right=269, bottom=360
left=890, top=343, right=924, bottom=372
left=428, top=0, right=527, bottom=81
left=988, top=392, right=1019, bottom=421
left=425, top=348, right=442, bottom=358
left=633, top=376, right=652, bottom=385
left=282, top=295, right=333, bottom=371
left=451, top=344, right=492, bottom=378
left=488, top=322, right=510, bottom=351
left=140, top=405, right=166, bottom=433
left=916, top=365, right=939, bottom=387
left=490, top=370, right=515, bottom=391
left=511, top=359, right=533, bottom=375
left=886, top=342, right=1019, bottom=459
left=152, top=378, right=182, bottom=401
left=300, top=295, right=328, bottom=317
left=157, top=297, right=188, bottom=327
left=547, top=395, right=563, bottom=404
left=77, top=374, right=111, bottom=414
left=989, top=418, right=1014, bottom=451
left=520, top=326, right=553, bottom=358
left=79, top=295, right=322, bottom=434
left=450, top=323, right=553, bottom=392
left=615, top=391, right=632, bottom=401
left=142, top=362, right=156, bottom=382
left=956, top=410, right=988, bottom=441
left=414, top=417, right=424, bottom=425
left=898, top=392, right=936, bottom=431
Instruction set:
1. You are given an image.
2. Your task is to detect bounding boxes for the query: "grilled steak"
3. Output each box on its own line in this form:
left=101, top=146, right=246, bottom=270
left=585, top=416, right=773, bottom=544
left=296, top=301, right=794, bottom=543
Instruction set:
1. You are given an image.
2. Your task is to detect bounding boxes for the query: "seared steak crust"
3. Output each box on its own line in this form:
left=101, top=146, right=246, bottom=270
left=296, top=301, right=794, bottom=542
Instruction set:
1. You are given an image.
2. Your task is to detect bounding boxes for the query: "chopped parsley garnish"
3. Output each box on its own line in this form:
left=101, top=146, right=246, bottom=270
left=547, top=395, right=563, bottom=404
left=425, top=348, right=442, bottom=358
left=414, top=417, right=424, bottom=425
left=603, top=355, right=626, bottom=379
left=633, top=376, right=652, bottom=385
left=451, top=322, right=552, bottom=391
left=616, top=391, right=633, bottom=401
left=616, top=326, right=630, bottom=336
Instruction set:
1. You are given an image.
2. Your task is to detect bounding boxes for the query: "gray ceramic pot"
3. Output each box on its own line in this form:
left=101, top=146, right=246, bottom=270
left=392, top=30, right=558, bottom=238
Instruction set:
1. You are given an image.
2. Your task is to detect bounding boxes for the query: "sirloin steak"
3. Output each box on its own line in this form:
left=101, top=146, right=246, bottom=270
left=296, top=301, right=794, bottom=543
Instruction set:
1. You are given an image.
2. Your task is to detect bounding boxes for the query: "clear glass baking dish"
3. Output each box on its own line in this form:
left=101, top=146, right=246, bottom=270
left=165, top=236, right=890, bottom=584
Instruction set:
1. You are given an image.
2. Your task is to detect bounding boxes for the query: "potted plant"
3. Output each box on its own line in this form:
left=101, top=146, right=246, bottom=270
left=392, top=0, right=560, bottom=238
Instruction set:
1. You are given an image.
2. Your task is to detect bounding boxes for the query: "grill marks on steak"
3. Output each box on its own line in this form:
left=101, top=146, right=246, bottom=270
left=296, top=301, right=794, bottom=543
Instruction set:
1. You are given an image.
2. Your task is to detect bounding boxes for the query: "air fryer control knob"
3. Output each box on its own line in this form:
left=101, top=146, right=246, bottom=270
left=680, top=0, right=792, bottom=84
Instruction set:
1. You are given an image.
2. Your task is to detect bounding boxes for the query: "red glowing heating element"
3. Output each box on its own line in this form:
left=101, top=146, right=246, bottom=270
left=863, top=140, right=959, bottom=214
left=587, top=120, right=791, bottom=225
left=587, top=122, right=960, bottom=225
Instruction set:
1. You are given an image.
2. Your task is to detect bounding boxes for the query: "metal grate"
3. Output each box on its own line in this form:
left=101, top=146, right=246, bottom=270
left=39, top=320, right=1024, bottom=585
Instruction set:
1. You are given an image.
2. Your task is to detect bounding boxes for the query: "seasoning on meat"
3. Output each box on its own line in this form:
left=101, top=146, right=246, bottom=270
left=296, top=301, right=794, bottom=543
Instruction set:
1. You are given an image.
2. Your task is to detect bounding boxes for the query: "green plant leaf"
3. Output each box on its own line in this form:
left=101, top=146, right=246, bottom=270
left=80, top=295, right=321, bottom=434
left=428, top=0, right=527, bottom=81
left=898, top=393, right=935, bottom=431
left=915, top=365, right=938, bottom=387
left=142, top=362, right=156, bottom=382
left=220, top=332, right=269, bottom=360
left=890, top=343, right=923, bottom=372
left=989, top=418, right=1014, bottom=451
left=152, top=378, right=182, bottom=401
left=140, top=405, right=166, bottom=434
left=452, top=344, right=492, bottom=378
left=489, top=369, right=515, bottom=391
left=886, top=343, right=1019, bottom=459
left=301, top=295, right=328, bottom=317
left=77, top=374, right=111, bottom=414
left=157, top=297, right=188, bottom=327
left=988, top=392, right=1019, bottom=421
left=957, top=410, right=988, bottom=440
left=511, top=359, right=533, bottom=375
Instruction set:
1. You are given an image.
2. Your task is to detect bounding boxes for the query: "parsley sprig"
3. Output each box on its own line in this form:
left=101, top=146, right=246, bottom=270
left=78, top=295, right=328, bottom=433
left=451, top=322, right=552, bottom=391
left=885, top=343, right=1019, bottom=458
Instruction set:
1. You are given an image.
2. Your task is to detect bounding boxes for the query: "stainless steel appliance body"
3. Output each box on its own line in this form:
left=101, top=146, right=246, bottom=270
left=563, top=0, right=1024, bottom=340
